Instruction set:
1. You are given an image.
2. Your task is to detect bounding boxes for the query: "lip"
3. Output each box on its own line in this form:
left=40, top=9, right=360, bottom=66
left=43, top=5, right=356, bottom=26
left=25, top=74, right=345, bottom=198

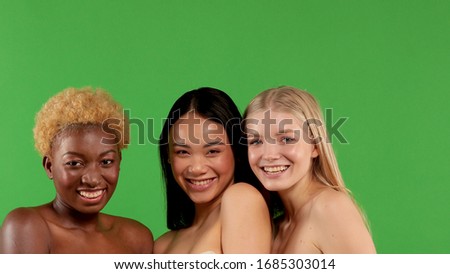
left=77, top=189, right=106, bottom=203
left=185, top=177, right=216, bottom=191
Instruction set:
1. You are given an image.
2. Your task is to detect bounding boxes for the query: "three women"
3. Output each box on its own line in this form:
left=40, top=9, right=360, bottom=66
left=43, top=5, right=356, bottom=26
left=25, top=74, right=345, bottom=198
left=1, top=85, right=375, bottom=254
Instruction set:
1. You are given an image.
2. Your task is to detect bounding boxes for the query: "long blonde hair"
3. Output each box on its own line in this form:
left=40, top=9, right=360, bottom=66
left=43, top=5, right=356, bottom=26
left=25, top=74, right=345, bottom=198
left=244, top=86, right=372, bottom=229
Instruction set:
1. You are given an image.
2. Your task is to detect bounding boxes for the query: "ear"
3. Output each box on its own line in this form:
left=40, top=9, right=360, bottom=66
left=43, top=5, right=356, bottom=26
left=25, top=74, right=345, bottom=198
left=311, top=145, right=319, bottom=159
left=42, top=156, right=53, bottom=180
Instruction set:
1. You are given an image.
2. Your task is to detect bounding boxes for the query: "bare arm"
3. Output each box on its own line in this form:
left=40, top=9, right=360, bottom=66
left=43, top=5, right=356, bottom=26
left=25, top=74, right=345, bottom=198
left=139, top=227, right=154, bottom=254
left=312, top=191, right=376, bottom=254
left=123, top=219, right=154, bottom=254
left=154, top=230, right=176, bottom=254
left=220, top=183, right=272, bottom=253
left=0, top=208, right=51, bottom=254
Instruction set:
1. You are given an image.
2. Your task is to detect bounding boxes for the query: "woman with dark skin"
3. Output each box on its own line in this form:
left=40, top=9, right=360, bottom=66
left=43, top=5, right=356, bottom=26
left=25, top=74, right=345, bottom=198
left=0, top=87, right=153, bottom=253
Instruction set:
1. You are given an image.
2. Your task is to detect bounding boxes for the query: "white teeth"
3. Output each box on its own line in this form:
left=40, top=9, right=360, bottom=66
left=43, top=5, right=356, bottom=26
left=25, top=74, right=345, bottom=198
left=79, top=190, right=103, bottom=199
left=189, top=179, right=213, bottom=186
left=263, top=166, right=288, bottom=173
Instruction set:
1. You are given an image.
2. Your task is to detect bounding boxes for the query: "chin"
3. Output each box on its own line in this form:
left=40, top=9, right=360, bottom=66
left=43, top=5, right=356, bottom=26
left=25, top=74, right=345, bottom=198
left=260, top=181, right=287, bottom=192
left=189, top=196, right=214, bottom=205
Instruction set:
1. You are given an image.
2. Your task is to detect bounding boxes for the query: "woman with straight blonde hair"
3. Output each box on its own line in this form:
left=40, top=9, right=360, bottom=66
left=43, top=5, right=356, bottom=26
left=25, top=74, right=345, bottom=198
left=243, top=86, right=375, bottom=253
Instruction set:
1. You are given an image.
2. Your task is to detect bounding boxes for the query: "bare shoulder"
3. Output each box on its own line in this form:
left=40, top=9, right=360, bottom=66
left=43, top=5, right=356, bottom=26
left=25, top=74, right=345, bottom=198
left=309, top=188, right=365, bottom=230
left=221, top=182, right=269, bottom=221
left=3, top=207, right=42, bottom=222
left=2, top=207, right=48, bottom=229
left=154, top=230, right=177, bottom=254
left=114, top=215, right=153, bottom=234
left=222, top=182, right=266, bottom=205
left=220, top=182, right=271, bottom=253
left=108, top=215, right=154, bottom=253
left=0, top=207, right=51, bottom=253
left=309, top=188, right=376, bottom=253
left=312, top=188, right=357, bottom=216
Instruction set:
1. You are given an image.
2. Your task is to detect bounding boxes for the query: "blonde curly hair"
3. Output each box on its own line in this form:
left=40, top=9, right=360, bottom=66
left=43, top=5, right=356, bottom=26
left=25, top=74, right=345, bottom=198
left=33, top=87, right=129, bottom=156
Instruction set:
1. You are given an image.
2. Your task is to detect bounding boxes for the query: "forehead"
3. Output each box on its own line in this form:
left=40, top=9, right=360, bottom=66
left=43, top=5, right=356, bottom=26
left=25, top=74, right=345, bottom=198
left=52, top=126, right=119, bottom=153
left=170, top=112, right=229, bottom=145
left=246, top=109, right=303, bottom=130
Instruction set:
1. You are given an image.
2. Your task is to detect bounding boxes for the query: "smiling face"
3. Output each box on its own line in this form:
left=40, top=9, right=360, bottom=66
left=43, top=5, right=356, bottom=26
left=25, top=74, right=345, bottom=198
left=246, top=109, right=318, bottom=192
left=44, top=126, right=121, bottom=215
left=168, top=111, right=235, bottom=206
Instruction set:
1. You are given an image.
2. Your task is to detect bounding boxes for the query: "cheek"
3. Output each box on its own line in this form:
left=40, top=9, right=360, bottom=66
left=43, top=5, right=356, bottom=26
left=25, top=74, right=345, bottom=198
left=170, top=158, right=187, bottom=178
left=215, top=152, right=235, bottom=178
left=247, top=147, right=260, bottom=166
left=170, top=159, right=189, bottom=190
left=283, top=146, right=299, bottom=158
left=53, top=169, right=78, bottom=186
left=104, top=165, right=120, bottom=184
left=285, top=145, right=315, bottom=171
left=283, top=143, right=310, bottom=158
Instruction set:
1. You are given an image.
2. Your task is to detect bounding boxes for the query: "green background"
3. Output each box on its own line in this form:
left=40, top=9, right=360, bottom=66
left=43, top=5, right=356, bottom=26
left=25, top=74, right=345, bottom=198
left=0, top=0, right=449, bottom=253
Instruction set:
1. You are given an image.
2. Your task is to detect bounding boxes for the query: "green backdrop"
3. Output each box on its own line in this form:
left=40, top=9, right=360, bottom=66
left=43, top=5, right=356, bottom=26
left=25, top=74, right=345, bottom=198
left=1, top=0, right=448, bottom=254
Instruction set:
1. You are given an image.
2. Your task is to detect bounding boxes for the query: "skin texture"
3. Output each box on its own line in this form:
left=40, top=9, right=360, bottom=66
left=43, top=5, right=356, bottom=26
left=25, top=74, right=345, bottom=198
left=154, top=112, right=271, bottom=254
left=0, top=127, right=153, bottom=253
left=246, top=110, right=376, bottom=254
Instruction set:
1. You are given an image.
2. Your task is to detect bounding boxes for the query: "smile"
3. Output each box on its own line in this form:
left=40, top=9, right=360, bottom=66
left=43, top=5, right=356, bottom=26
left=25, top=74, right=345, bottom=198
left=262, top=165, right=289, bottom=174
left=78, top=190, right=104, bottom=199
left=188, top=178, right=214, bottom=186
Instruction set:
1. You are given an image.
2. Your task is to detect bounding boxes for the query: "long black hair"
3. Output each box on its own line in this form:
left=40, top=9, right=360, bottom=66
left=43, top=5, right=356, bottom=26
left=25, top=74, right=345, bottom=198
left=159, top=87, right=262, bottom=230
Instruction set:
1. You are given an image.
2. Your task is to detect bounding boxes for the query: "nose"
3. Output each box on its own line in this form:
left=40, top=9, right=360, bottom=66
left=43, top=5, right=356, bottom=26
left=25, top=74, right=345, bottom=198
left=81, top=165, right=102, bottom=187
left=188, top=155, right=208, bottom=175
left=262, top=142, right=280, bottom=161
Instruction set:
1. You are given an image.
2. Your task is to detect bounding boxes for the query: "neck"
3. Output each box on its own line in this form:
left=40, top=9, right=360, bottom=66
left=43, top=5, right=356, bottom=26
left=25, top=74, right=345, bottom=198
left=278, top=172, right=323, bottom=220
left=51, top=199, right=101, bottom=231
left=191, top=198, right=221, bottom=228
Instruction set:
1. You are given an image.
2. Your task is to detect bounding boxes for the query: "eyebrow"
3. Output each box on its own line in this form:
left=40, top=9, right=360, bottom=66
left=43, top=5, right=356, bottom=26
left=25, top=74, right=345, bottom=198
left=275, top=129, right=297, bottom=135
left=62, top=149, right=117, bottom=157
left=99, top=149, right=118, bottom=156
left=172, top=140, right=226, bottom=148
left=204, top=140, right=225, bottom=147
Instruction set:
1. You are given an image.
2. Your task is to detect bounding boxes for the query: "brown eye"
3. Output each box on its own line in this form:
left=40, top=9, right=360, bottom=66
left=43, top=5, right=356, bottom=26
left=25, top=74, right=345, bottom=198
left=175, top=150, right=189, bottom=157
left=65, top=161, right=82, bottom=167
left=207, top=149, right=220, bottom=155
left=101, top=159, right=114, bottom=165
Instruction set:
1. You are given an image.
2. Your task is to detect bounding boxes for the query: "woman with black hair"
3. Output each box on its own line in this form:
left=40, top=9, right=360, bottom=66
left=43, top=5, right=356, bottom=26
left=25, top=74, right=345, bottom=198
left=154, top=87, right=271, bottom=254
